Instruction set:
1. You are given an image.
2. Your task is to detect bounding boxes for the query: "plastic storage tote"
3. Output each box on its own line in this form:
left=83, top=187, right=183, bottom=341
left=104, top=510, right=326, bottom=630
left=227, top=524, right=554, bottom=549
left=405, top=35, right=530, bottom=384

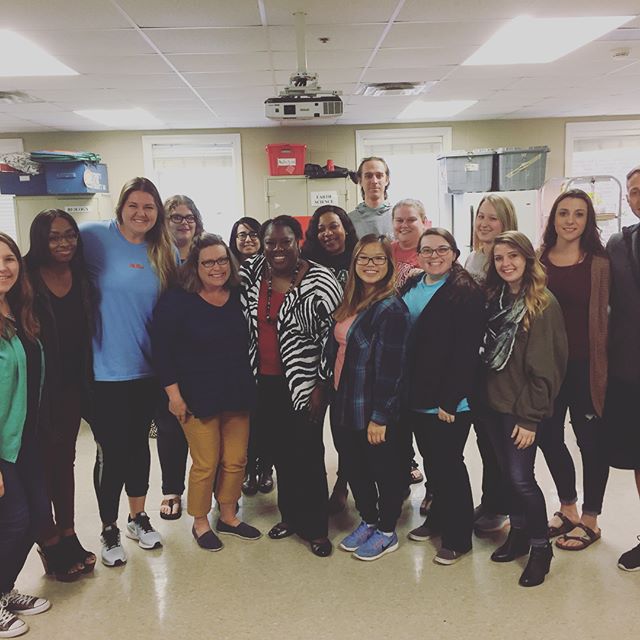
left=266, top=144, right=307, bottom=176
left=496, top=147, right=549, bottom=191
left=437, top=150, right=496, bottom=193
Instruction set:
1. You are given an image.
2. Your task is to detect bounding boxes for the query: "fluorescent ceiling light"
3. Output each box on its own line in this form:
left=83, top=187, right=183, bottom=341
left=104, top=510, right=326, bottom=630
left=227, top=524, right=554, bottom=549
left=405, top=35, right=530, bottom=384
left=0, top=30, right=77, bottom=77
left=463, top=15, right=634, bottom=65
left=397, top=100, right=477, bottom=119
left=74, top=108, right=164, bottom=129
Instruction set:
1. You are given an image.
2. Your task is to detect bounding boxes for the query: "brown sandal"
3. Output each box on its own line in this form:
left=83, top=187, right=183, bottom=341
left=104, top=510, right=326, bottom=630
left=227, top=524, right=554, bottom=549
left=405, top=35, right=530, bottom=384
left=555, top=523, right=601, bottom=551
left=160, top=496, right=182, bottom=521
left=547, top=511, right=577, bottom=538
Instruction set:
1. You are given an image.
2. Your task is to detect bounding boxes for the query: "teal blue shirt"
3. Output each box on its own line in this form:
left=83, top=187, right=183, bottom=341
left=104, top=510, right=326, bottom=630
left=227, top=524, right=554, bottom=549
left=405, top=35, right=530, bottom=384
left=0, top=334, right=44, bottom=463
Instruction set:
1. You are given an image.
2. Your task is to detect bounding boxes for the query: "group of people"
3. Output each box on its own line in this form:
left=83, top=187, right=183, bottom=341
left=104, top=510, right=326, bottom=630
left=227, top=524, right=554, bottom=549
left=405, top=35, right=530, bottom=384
left=1, top=156, right=640, bottom=637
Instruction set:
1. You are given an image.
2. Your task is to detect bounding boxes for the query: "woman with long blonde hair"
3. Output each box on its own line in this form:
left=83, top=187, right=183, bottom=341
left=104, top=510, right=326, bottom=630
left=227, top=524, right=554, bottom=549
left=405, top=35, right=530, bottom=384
left=81, top=177, right=178, bottom=567
left=482, top=231, right=568, bottom=587
left=321, top=234, right=410, bottom=561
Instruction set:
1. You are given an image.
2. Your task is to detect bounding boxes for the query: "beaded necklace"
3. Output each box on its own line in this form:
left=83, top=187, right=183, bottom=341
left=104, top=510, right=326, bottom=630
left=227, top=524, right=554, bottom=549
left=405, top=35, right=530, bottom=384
left=265, top=260, right=301, bottom=324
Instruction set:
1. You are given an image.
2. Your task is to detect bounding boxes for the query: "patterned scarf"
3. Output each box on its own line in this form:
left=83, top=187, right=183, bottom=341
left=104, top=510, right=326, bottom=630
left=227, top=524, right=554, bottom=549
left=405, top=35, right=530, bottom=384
left=481, top=284, right=526, bottom=372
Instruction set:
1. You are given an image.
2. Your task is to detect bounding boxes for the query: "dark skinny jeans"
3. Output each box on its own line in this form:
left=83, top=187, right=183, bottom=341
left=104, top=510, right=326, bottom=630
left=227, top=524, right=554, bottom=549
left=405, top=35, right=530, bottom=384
left=487, top=413, right=548, bottom=542
left=337, top=423, right=405, bottom=533
left=538, top=361, right=609, bottom=516
left=408, top=411, right=474, bottom=553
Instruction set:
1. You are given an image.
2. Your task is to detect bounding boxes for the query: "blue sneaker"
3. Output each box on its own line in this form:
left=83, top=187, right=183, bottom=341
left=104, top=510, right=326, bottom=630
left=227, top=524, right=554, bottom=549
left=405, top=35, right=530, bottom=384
left=353, top=530, right=399, bottom=561
left=339, top=521, right=376, bottom=552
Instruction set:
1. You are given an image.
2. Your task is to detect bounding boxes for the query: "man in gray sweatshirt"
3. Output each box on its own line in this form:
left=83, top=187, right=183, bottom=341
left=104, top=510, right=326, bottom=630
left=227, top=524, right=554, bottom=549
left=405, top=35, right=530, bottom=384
left=348, top=157, right=393, bottom=239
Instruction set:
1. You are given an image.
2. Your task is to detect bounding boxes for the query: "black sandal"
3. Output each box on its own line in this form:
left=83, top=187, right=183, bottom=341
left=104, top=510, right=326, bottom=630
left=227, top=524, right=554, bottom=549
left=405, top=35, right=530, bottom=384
left=547, top=511, right=578, bottom=538
left=61, top=534, right=96, bottom=573
left=38, top=542, right=83, bottom=582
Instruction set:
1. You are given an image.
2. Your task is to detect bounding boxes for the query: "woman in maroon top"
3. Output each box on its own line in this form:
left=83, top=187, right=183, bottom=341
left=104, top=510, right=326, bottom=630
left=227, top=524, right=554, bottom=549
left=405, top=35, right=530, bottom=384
left=538, top=189, right=610, bottom=551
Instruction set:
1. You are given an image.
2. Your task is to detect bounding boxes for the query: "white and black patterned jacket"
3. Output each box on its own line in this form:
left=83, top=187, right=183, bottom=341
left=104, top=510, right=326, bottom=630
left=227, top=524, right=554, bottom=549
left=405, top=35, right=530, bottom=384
left=240, top=254, right=342, bottom=411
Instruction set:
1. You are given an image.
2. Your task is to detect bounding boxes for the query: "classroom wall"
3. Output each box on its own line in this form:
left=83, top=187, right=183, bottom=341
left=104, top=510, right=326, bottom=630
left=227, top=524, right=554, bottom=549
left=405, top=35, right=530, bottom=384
left=2, top=114, right=636, bottom=221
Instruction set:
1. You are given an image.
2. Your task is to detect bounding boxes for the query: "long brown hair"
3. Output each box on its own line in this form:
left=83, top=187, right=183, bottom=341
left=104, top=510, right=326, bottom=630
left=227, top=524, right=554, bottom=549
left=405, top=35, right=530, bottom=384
left=334, top=234, right=395, bottom=321
left=115, top=177, right=178, bottom=292
left=0, top=233, right=39, bottom=342
left=485, top=231, right=550, bottom=331
left=541, top=189, right=605, bottom=256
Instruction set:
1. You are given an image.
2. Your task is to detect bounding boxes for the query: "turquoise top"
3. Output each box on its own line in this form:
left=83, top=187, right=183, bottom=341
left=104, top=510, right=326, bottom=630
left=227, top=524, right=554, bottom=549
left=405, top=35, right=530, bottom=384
left=0, top=334, right=44, bottom=463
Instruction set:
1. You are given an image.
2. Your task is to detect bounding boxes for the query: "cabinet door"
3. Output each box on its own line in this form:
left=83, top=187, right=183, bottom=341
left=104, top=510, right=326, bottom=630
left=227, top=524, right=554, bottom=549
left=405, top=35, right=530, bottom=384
left=266, top=177, right=308, bottom=218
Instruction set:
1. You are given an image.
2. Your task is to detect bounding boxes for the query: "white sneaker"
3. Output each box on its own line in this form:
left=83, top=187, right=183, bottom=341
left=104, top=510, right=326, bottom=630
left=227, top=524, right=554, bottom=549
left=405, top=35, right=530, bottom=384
left=0, top=597, right=28, bottom=638
left=100, top=524, right=128, bottom=567
left=126, top=512, right=162, bottom=550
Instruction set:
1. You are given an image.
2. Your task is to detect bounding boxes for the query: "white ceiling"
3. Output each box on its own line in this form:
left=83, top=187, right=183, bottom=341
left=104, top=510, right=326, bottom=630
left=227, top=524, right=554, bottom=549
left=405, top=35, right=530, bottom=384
left=1, top=0, right=639, bottom=132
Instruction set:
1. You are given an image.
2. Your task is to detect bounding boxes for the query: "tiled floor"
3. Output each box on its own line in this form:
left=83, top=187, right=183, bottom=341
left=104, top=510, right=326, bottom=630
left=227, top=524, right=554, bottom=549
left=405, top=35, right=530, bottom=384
left=15, top=421, right=640, bottom=639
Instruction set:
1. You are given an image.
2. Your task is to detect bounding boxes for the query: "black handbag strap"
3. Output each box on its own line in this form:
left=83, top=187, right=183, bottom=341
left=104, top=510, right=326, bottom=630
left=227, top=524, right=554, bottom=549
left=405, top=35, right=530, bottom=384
left=622, top=224, right=640, bottom=292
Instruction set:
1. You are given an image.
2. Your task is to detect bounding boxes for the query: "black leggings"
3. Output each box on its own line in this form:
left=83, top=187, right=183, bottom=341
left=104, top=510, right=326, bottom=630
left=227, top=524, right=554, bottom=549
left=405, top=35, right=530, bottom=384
left=89, top=378, right=157, bottom=525
left=155, top=391, right=188, bottom=496
left=538, top=361, right=609, bottom=516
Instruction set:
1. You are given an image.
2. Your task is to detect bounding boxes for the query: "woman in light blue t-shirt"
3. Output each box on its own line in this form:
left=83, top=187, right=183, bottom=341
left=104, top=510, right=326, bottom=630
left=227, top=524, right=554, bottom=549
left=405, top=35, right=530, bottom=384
left=81, top=177, right=178, bottom=568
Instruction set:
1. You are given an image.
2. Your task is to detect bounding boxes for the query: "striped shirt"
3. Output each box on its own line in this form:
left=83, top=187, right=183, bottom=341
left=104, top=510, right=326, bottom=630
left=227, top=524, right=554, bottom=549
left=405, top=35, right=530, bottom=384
left=240, top=254, right=342, bottom=411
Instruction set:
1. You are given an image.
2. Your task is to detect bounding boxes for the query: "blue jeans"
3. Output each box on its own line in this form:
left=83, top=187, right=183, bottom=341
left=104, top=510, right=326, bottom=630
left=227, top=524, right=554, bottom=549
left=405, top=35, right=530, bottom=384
left=487, top=413, right=548, bottom=541
left=0, top=434, right=49, bottom=593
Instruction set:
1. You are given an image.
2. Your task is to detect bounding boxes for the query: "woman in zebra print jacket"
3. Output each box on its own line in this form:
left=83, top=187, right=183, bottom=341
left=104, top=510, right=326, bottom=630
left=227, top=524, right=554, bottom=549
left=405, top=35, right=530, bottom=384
left=239, top=215, right=343, bottom=557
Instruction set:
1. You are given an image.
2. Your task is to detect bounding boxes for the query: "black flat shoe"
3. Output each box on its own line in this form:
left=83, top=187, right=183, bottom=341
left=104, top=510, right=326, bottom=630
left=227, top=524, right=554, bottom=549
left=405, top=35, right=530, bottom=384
left=268, top=522, right=296, bottom=540
left=310, top=539, right=333, bottom=557
left=192, top=526, right=223, bottom=552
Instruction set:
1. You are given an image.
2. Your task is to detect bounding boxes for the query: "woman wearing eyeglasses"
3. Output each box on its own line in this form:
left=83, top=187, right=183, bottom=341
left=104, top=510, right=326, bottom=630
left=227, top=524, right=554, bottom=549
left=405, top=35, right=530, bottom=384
left=321, top=234, right=410, bottom=561
left=230, top=217, right=262, bottom=265
left=240, top=215, right=342, bottom=557
left=165, top=195, right=204, bottom=263
left=400, top=229, right=485, bottom=565
left=228, top=217, right=272, bottom=496
left=155, top=195, right=205, bottom=522
left=24, top=210, right=95, bottom=581
left=151, top=234, right=260, bottom=550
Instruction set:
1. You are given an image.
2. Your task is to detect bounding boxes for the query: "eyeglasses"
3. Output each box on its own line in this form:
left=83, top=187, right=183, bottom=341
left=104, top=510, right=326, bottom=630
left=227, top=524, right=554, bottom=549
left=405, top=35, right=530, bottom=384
left=418, top=246, right=452, bottom=257
left=355, top=255, right=388, bottom=266
left=169, top=214, right=196, bottom=224
left=237, top=231, right=259, bottom=241
left=48, top=231, right=79, bottom=245
left=200, top=257, right=230, bottom=268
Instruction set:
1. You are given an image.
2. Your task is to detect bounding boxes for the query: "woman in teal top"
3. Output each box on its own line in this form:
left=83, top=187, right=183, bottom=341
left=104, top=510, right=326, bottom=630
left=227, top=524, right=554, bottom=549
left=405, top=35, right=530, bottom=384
left=0, top=232, right=51, bottom=637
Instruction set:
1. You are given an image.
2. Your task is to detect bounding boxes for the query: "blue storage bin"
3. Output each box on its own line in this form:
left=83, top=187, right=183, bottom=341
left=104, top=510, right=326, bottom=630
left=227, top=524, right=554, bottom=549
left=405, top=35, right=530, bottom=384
left=45, top=162, right=109, bottom=194
left=0, top=171, right=48, bottom=196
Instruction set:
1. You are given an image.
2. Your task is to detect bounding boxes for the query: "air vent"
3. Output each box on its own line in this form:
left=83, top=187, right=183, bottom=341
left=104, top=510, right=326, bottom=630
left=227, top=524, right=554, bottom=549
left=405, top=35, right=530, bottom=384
left=0, top=91, right=43, bottom=104
left=356, top=81, right=436, bottom=97
left=323, top=100, right=343, bottom=116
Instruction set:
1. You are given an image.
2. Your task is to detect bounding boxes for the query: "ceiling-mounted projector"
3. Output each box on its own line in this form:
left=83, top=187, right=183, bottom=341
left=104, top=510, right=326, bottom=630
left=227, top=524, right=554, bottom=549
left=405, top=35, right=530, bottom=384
left=265, top=14, right=343, bottom=121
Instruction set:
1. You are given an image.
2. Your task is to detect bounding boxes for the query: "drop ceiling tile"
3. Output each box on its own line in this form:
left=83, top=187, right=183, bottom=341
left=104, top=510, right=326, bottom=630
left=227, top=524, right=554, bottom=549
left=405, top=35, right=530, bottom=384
left=271, top=50, right=371, bottom=70
left=116, top=0, right=262, bottom=28
left=362, top=67, right=452, bottom=83
left=2, top=0, right=130, bottom=29
left=370, top=47, right=478, bottom=68
left=267, top=24, right=384, bottom=50
left=383, top=21, right=504, bottom=49
left=17, top=29, right=152, bottom=56
left=167, top=53, right=271, bottom=73
left=144, top=28, right=268, bottom=54
left=265, top=0, right=401, bottom=26
left=56, top=54, right=171, bottom=75
left=399, top=0, right=533, bottom=22
left=181, top=71, right=275, bottom=87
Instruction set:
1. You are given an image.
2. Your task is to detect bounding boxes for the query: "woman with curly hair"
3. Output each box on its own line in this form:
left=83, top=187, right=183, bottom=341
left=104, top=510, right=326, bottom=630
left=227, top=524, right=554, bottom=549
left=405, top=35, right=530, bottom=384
left=482, top=231, right=567, bottom=587
left=302, top=205, right=358, bottom=512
